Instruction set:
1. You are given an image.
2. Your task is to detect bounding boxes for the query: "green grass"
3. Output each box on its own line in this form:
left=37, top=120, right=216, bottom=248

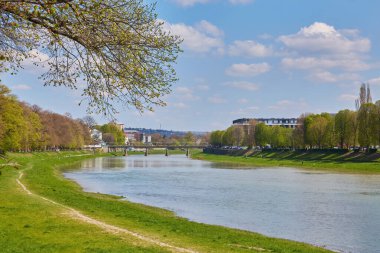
left=192, top=150, right=380, bottom=174
left=0, top=151, right=332, bottom=253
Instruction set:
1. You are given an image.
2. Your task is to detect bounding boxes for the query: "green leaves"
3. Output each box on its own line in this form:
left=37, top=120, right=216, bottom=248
left=1, top=0, right=181, bottom=116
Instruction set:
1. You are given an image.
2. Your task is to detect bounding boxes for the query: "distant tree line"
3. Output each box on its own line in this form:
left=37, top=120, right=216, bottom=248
left=0, top=85, right=91, bottom=153
left=210, top=84, right=380, bottom=150
left=150, top=132, right=204, bottom=146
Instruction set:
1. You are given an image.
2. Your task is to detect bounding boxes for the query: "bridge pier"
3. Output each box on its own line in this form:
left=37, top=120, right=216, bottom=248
left=145, top=148, right=148, bottom=156
left=165, top=148, right=169, bottom=156
left=124, top=148, right=128, bottom=156
left=186, top=148, right=190, bottom=157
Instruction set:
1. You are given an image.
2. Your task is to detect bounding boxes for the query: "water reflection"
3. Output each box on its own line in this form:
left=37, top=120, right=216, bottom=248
left=64, top=155, right=380, bottom=253
left=79, top=157, right=126, bottom=171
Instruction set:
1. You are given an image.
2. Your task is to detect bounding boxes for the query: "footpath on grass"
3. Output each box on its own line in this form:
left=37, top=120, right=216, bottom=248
left=0, top=151, right=332, bottom=253
left=193, top=149, right=380, bottom=173
left=15, top=171, right=195, bottom=253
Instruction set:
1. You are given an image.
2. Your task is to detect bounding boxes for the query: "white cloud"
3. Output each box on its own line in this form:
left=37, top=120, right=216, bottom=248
left=170, top=102, right=188, bottom=108
left=11, top=84, right=32, bottom=90
left=228, top=40, right=273, bottom=57
left=225, top=81, right=259, bottom=91
left=196, top=20, right=224, bottom=37
left=225, top=63, right=270, bottom=76
left=279, top=22, right=372, bottom=80
left=230, top=106, right=259, bottom=116
left=268, top=99, right=308, bottom=111
left=21, top=49, right=50, bottom=74
left=162, top=20, right=224, bottom=53
left=196, top=84, right=210, bottom=91
left=309, top=71, right=360, bottom=83
left=174, top=86, right=199, bottom=100
left=208, top=95, right=227, bottom=104
left=279, top=22, right=370, bottom=54
left=367, top=77, right=380, bottom=85
left=339, top=94, right=357, bottom=101
left=281, top=56, right=370, bottom=72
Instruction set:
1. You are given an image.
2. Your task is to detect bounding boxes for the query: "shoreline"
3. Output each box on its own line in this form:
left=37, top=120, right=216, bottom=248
left=191, top=150, right=380, bottom=174
left=0, top=151, right=332, bottom=253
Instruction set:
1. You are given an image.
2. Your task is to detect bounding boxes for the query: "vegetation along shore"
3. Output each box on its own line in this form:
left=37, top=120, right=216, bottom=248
left=193, top=149, right=380, bottom=174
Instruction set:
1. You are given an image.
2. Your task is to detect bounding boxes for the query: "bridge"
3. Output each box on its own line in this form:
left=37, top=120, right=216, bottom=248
left=107, top=145, right=207, bottom=157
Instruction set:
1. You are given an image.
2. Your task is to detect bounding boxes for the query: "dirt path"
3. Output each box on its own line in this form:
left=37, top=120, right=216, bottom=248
left=16, top=172, right=198, bottom=253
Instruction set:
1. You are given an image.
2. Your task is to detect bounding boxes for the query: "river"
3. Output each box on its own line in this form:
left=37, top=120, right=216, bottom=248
left=64, top=155, right=380, bottom=253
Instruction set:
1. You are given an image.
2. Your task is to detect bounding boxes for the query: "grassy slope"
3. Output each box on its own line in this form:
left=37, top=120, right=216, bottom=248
left=192, top=150, right=380, bottom=174
left=0, top=152, right=332, bottom=253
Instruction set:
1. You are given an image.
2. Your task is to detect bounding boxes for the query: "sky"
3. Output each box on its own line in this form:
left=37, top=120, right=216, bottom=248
left=2, top=0, right=380, bottom=131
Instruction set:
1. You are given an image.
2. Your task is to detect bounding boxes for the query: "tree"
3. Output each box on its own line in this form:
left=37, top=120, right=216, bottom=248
left=1, top=0, right=181, bottom=115
left=243, top=119, right=256, bottom=148
left=210, top=130, right=224, bottom=147
left=231, top=126, right=245, bottom=146
left=81, top=115, right=97, bottom=130
left=99, top=123, right=125, bottom=145
left=358, top=83, right=372, bottom=106
left=306, top=114, right=333, bottom=149
left=183, top=132, right=195, bottom=145
left=357, top=103, right=377, bottom=148
left=335, top=110, right=356, bottom=148
left=254, top=123, right=269, bottom=147
left=0, top=85, right=25, bottom=151
left=102, top=133, right=115, bottom=144
left=375, top=101, right=380, bottom=146
left=292, top=116, right=306, bottom=148
left=270, top=126, right=292, bottom=148
left=20, top=103, right=43, bottom=151
left=222, top=127, right=234, bottom=146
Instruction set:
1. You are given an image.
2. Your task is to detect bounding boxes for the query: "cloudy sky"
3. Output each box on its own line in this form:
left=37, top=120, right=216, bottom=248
left=2, top=0, right=380, bottom=131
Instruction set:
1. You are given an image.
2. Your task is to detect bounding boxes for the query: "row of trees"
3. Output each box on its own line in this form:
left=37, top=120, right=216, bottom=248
left=209, top=124, right=294, bottom=148
left=210, top=85, right=380, bottom=149
left=0, top=85, right=91, bottom=152
left=150, top=132, right=205, bottom=146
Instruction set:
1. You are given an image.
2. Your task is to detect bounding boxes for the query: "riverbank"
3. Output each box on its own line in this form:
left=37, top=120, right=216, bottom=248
left=0, top=151, right=331, bottom=252
left=193, top=149, right=380, bottom=173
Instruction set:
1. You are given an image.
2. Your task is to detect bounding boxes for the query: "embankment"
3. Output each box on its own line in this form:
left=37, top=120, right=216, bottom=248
left=194, top=148, right=380, bottom=173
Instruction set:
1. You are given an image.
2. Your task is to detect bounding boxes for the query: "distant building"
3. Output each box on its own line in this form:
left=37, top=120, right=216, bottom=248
left=141, top=134, right=152, bottom=144
left=233, top=118, right=300, bottom=129
left=124, top=130, right=140, bottom=144
left=90, top=129, right=103, bottom=143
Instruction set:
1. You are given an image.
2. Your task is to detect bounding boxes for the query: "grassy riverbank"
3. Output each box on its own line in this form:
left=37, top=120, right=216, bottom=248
left=192, top=150, right=380, bottom=173
left=0, top=151, right=332, bottom=253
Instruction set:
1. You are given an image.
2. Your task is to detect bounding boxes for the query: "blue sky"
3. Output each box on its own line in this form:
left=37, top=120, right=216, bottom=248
left=2, top=0, right=380, bottom=131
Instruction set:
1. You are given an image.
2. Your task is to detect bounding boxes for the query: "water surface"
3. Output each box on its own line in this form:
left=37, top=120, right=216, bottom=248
left=64, top=155, right=380, bottom=253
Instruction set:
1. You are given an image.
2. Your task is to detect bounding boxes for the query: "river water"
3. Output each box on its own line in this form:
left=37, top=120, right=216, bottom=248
left=64, top=155, right=380, bottom=253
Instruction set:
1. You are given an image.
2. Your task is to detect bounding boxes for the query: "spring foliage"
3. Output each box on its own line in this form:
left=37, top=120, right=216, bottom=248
left=0, top=0, right=181, bottom=115
left=0, top=84, right=91, bottom=152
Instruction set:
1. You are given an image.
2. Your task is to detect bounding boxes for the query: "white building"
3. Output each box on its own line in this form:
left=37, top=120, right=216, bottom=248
left=233, top=118, right=300, bottom=129
left=90, top=129, right=103, bottom=143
